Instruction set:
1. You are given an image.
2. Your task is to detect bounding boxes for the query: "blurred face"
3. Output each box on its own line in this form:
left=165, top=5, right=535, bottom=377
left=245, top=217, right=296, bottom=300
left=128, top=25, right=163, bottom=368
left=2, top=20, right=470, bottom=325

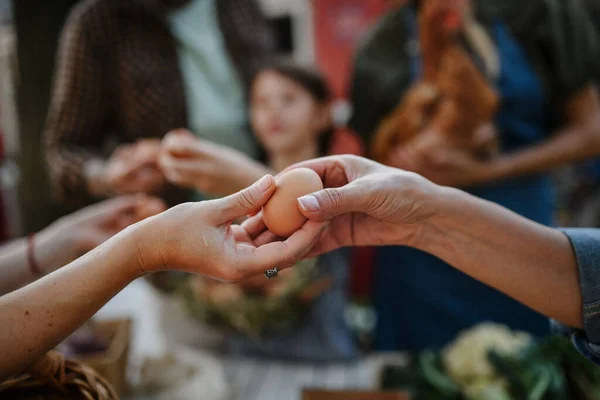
left=250, top=71, right=329, bottom=156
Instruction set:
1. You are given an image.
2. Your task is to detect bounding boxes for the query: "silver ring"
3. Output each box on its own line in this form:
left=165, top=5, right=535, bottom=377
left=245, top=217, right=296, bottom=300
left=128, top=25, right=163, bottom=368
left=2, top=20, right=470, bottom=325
left=264, top=268, right=279, bottom=279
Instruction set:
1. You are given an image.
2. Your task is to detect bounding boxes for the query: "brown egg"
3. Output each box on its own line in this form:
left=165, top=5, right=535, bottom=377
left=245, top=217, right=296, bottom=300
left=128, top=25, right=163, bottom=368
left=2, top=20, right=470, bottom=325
left=262, top=168, right=323, bottom=237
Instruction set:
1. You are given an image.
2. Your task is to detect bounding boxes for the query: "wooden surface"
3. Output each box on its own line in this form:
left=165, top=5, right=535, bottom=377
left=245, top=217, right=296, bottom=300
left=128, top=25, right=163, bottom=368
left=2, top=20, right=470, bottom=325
left=303, top=390, right=410, bottom=400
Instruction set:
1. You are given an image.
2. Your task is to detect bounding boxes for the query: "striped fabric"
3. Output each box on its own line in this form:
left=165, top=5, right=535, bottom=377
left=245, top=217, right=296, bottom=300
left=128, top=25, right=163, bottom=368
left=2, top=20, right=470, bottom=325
left=43, top=0, right=273, bottom=205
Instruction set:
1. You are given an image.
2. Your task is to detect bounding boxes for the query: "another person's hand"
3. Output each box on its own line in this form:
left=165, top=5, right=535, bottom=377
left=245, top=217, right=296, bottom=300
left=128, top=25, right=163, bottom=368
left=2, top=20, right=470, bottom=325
left=159, top=129, right=270, bottom=196
left=35, top=195, right=167, bottom=274
left=242, top=155, right=442, bottom=257
left=387, top=124, right=503, bottom=187
left=102, top=139, right=166, bottom=195
left=134, top=175, right=326, bottom=282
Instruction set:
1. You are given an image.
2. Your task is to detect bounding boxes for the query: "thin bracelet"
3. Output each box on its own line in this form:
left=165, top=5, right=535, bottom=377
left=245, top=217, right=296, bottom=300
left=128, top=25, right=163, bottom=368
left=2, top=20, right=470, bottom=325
left=27, top=233, right=43, bottom=277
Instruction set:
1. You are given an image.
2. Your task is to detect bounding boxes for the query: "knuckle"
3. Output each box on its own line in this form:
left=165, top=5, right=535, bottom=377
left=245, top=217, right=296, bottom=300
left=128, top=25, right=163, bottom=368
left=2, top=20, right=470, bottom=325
left=322, top=188, right=342, bottom=208
left=236, top=189, right=255, bottom=210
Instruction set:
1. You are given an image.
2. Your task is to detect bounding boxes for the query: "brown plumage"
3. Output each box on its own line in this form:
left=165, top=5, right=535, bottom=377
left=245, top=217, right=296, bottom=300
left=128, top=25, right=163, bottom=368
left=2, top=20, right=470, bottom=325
left=371, top=0, right=499, bottom=165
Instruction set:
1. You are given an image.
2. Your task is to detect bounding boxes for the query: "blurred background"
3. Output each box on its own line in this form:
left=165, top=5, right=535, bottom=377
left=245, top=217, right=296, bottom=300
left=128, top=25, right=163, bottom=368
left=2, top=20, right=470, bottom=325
left=2, top=0, right=600, bottom=399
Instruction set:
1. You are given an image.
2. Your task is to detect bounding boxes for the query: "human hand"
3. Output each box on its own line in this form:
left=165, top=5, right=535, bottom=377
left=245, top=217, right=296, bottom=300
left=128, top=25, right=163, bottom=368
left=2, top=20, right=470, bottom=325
left=389, top=146, right=503, bottom=188
left=159, top=129, right=270, bottom=196
left=135, top=175, right=326, bottom=282
left=241, top=155, right=443, bottom=258
left=387, top=124, right=502, bottom=188
left=104, top=139, right=166, bottom=195
left=37, top=195, right=167, bottom=273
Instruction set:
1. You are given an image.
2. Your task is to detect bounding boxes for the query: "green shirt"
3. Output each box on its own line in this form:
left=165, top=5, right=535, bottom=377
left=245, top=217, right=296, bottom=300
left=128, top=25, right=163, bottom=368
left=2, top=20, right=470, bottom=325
left=168, top=0, right=260, bottom=200
left=168, top=0, right=259, bottom=158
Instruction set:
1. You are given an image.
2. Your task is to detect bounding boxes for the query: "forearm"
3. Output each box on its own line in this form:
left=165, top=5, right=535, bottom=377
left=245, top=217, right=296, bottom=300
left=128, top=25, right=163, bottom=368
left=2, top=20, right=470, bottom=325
left=0, top=227, right=141, bottom=381
left=490, top=86, right=600, bottom=181
left=492, top=120, right=600, bottom=180
left=0, top=240, right=34, bottom=295
left=0, top=231, right=74, bottom=295
left=417, top=186, right=582, bottom=328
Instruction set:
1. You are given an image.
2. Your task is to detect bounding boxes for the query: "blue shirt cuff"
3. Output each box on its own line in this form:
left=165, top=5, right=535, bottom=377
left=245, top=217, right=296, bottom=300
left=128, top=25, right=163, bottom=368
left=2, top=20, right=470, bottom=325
left=560, top=228, right=600, bottom=344
left=551, top=319, right=600, bottom=365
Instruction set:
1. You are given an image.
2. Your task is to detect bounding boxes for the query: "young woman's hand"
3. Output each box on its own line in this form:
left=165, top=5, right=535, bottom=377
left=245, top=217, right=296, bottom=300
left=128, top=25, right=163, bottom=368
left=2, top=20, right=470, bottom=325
left=159, top=129, right=270, bottom=196
left=135, top=175, right=326, bottom=282
left=36, top=195, right=167, bottom=274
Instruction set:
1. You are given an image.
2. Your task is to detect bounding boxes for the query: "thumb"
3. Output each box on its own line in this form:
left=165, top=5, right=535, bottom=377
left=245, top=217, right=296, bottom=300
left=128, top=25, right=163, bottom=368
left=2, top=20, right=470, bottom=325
left=212, top=175, right=276, bottom=224
left=297, top=183, right=367, bottom=221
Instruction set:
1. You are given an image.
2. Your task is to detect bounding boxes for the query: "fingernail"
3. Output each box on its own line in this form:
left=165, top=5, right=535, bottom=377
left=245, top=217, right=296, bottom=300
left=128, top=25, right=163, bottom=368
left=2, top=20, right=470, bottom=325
left=256, top=175, right=272, bottom=192
left=298, top=195, right=320, bottom=212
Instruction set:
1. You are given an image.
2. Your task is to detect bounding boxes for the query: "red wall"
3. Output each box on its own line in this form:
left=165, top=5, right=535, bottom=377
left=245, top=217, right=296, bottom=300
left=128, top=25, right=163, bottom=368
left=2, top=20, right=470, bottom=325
left=313, top=0, right=390, bottom=299
left=313, top=0, right=390, bottom=99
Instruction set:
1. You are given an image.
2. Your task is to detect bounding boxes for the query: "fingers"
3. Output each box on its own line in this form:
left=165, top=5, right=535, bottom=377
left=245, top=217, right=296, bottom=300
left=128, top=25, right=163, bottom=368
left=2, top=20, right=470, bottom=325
left=89, top=195, right=141, bottom=218
left=162, top=129, right=208, bottom=159
left=133, top=167, right=166, bottom=192
left=236, top=220, right=327, bottom=276
left=159, top=144, right=213, bottom=188
left=162, top=135, right=196, bottom=158
left=88, top=194, right=165, bottom=225
left=71, top=195, right=141, bottom=227
left=297, top=182, right=369, bottom=222
left=160, top=155, right=209, bottom=176
left=279, top=155, right=378, bottom=188
left=210, top=175, right=276, bottom=224
left=133, top=196, right=167, bottom=221
left=240, top=212, right=269, bottom=239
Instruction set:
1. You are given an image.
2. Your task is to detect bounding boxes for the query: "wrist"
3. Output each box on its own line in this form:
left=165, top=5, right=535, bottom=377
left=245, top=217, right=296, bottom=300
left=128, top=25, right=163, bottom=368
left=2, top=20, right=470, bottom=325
left=486, top=156, right=513, bottom=182
left=125, top=217, right=164, bottom=276
left=33, top=225, right=76, bottom=274
left=412, top=185, right=472, bottom=254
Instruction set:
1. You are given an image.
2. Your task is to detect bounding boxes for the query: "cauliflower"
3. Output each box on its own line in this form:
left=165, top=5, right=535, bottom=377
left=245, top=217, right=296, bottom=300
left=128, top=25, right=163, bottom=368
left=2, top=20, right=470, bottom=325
left=443, top=323, right=532, bottom=399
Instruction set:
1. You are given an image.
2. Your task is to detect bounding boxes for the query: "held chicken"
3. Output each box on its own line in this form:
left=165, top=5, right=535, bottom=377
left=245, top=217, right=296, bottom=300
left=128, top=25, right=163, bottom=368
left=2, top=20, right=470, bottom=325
left=371, top=0, right=499, bottom=165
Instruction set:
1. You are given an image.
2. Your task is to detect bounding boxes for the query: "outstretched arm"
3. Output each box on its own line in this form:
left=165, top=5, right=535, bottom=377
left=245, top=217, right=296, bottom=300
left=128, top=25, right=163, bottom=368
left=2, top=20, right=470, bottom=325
left=0, top=176, right=324, bottom=381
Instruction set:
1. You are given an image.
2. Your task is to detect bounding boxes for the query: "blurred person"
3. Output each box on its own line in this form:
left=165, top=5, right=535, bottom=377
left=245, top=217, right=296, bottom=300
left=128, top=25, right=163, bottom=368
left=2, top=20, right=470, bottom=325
left=0, top=175, right=326, bottom=381
left=348, top=0, right=600, bottom=350
left=160, top=64, right=358, bottom=361
left=43, top=0, right=274, bottom=206
left=0, top=195, right=166, bottom=295
left=158, top=63, right=360, bottom=195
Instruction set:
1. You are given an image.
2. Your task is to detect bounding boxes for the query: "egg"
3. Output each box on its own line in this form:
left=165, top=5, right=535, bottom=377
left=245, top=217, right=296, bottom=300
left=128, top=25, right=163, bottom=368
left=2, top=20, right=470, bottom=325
left=262, top=168, right=323, bottom=237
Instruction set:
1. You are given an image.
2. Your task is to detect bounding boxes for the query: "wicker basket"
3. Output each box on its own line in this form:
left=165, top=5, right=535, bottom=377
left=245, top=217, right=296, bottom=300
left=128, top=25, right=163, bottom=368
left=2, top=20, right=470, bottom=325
left=73, top=318, right=131, bottom=396
left=0, top=350, right=118, bottom=399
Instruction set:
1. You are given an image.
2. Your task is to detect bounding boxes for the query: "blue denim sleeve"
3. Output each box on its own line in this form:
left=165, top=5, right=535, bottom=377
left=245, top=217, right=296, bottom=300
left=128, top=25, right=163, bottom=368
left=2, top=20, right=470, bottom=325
left=552, top=229, right=600, bottom=364
left=551, top=320, right=600, bottom=365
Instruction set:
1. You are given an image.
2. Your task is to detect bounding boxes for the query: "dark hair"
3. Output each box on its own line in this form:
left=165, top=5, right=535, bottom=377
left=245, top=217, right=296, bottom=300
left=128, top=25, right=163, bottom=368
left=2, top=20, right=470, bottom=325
left=251, top=63, right=334, bottom=157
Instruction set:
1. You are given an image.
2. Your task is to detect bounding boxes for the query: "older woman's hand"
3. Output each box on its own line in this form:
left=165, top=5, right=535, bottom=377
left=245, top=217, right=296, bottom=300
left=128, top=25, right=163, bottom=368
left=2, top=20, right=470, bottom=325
left=159, top=129, right=270, bottom=197
left=242, top=155, right=444, bottom=257
left=135, top=175, right=326, bottom=282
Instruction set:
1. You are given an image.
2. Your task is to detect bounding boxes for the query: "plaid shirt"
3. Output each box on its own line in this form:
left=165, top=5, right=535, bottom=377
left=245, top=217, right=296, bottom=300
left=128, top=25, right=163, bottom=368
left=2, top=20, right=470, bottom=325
left=43, top=0, right=274, bottom=205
